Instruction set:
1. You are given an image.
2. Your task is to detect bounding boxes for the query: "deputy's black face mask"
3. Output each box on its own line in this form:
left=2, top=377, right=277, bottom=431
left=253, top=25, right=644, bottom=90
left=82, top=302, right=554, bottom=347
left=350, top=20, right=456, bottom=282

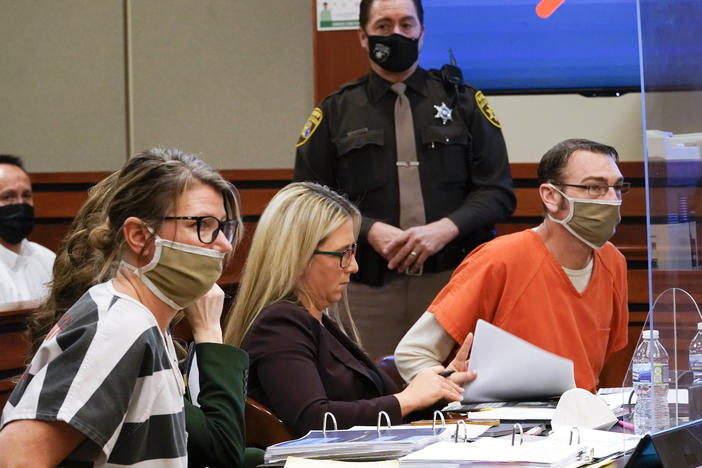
left=367, top=33, right=419, bottom=73
left=0, top=203, right=34, bottom=245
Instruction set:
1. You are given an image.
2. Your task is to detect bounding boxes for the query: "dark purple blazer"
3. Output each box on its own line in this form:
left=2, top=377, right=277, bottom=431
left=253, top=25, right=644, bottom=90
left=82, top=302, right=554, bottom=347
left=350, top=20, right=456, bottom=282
left=241, top=301, right=402, bottom=437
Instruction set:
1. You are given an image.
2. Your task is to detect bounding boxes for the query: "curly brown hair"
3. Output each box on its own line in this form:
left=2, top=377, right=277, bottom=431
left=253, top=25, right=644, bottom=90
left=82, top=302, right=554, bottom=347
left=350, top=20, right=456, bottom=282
left=28, top=148, right=242, bottom=358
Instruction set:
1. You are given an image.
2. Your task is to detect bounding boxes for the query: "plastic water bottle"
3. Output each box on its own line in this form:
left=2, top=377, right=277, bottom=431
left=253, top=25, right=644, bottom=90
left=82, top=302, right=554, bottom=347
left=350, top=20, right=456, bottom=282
left=689, top=323, right=702, bottom=421
left=632, top=330, right=670, bottom=434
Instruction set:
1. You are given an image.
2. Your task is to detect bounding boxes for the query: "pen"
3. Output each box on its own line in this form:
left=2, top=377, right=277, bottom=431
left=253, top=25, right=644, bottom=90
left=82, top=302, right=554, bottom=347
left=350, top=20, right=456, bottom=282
left=439, top=369, right=455, bottom=378
left=525, top=424, right=545, bottom=436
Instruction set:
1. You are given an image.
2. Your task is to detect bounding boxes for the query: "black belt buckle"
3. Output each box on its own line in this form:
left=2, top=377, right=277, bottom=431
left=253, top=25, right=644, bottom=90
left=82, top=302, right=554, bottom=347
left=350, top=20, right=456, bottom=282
left=405, top=264, right=424, bottom=277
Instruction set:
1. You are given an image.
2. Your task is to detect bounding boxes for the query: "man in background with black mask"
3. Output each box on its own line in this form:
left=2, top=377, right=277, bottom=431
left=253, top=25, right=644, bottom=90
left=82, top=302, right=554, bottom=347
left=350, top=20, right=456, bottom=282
left=0, top=154, right=55, bottom=303
left=396, top=139, right=630, bottom=393
left=294, top=0, right=515, bottom=358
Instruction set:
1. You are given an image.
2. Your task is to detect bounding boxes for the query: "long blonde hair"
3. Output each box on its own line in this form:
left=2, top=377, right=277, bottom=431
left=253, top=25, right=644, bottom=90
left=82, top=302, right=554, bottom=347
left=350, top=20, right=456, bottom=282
left=223, top=182, right=360, bottom=347
left=29, top=148, right=243, bottom=357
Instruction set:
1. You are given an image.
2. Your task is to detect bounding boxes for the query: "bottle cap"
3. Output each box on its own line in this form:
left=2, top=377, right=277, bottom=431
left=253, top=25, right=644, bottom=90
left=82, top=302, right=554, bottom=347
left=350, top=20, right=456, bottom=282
left=698, top=322, right=702, bottom=331
left=642, top=329, right=659, bottom=339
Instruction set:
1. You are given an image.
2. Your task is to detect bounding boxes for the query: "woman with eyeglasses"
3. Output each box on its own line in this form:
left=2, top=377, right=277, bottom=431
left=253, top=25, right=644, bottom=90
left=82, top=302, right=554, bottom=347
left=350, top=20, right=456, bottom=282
left=0, top=149, right=261, bottom=467
left=223, top=182, right=475, bottom=437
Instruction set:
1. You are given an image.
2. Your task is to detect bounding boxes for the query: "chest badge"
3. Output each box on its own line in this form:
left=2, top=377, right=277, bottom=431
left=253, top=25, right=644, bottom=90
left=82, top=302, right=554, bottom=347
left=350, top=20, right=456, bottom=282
left=433, top=102, right=453, bottom=125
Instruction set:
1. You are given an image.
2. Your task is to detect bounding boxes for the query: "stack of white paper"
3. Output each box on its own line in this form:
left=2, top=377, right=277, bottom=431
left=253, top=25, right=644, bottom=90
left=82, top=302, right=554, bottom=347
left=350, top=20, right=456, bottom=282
left=549, top=427, right=641, bottom=459
left=399, top=437, right=590, bottom=468
left=462, top=320, right=576, bottom=403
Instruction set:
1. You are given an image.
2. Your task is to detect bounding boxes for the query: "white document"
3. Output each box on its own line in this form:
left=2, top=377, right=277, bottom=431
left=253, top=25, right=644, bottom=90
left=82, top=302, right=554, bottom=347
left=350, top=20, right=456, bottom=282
left=462, top=320, right=576, bottom=403
left=400, top=438, right=590, bottom=467
left=467, top=407, right=555, bottom=421
left=285, top=457, right=398, bottom=467
left=597, top=387, right=689, bottom=407
left=549, top=427, right=641, bottom=459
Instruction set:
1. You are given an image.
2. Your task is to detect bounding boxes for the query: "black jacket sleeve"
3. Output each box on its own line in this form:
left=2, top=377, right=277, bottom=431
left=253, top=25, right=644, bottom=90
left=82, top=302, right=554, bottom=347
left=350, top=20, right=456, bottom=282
left=446, top=87, right=516, bottom=237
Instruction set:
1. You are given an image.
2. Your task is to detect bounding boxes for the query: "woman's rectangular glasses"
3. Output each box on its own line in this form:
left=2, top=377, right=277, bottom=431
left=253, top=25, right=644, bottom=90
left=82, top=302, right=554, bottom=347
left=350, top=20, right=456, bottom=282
left=313, top=243, right=358, bottom=268
left=164, top=216, right=238, bottom=244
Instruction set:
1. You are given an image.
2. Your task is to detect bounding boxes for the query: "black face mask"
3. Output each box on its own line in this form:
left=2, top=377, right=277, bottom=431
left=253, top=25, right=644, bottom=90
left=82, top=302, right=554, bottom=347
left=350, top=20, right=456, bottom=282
left=0, top=203, right=34, bottom=245
left=367, top=33, right=419, bottom=73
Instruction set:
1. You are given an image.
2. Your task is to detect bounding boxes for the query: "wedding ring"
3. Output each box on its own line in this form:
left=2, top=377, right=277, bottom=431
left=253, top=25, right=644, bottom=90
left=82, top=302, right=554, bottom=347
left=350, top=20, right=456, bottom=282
left=409, top=251, right=418, bottom=256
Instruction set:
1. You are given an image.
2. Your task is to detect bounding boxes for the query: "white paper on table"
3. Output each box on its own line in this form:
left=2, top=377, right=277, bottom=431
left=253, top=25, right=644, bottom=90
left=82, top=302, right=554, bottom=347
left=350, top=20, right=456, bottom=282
left=462, top=320, right=576, bottom=403
left=188, top=351, right=201, bottom=407
left=467, top=407, right=555, bottom=421
left=284, top=456, right=399, bottom=467
left=597, top=387, right=689, bottom=407
left=549, top=427, right=641, bottom=459
left=400, top=437, right=588, bottom=466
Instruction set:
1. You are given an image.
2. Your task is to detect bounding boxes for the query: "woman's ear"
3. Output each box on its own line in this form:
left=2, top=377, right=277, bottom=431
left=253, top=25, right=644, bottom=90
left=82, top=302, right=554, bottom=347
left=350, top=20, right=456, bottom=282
left=122, top=216, right=154, bottom=260
left=539, top=183, right=562, bottom=215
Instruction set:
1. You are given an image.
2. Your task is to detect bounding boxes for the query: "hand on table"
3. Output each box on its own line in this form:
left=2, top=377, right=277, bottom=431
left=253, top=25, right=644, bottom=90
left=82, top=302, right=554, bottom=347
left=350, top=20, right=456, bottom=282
left=395, top=365, right=465, bottom=416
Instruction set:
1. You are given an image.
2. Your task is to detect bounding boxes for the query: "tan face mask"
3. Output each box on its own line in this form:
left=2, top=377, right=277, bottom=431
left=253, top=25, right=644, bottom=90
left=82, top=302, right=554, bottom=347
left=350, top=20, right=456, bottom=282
left=548, top=184, right=622, bottom=250
left=123, top=234, right=225, bottom=310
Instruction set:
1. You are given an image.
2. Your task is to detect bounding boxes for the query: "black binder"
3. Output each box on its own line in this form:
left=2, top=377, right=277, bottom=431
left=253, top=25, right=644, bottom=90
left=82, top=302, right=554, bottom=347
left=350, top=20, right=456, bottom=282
left=625, top=418, right=702, bottom=468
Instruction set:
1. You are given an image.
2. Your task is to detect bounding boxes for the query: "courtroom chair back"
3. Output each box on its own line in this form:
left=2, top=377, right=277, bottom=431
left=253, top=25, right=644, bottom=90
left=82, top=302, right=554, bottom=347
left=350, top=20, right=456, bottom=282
left=245, top=396, right=294, bottom=449
left=0, top=301, right=38, bottom=409
left=375, top=355, right=406, bottom=389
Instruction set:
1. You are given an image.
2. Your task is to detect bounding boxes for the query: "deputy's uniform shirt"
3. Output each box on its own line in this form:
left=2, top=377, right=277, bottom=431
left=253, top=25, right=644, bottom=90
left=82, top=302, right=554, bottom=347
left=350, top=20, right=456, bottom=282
left=1, top=281, right=187, bottom=467
left=294, top=67, right=516, bottom=285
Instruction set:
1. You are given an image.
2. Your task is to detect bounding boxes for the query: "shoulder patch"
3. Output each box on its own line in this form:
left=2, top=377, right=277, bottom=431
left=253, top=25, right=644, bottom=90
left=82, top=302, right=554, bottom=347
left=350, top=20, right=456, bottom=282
left=296, top=107, right=323, bottom=148
left=475, top=91, right=501, bottom=128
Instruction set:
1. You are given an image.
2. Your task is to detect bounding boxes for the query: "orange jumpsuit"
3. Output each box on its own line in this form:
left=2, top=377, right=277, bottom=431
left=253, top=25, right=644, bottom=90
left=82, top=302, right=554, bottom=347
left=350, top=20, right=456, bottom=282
left=431, top=229, right=628, bottom=392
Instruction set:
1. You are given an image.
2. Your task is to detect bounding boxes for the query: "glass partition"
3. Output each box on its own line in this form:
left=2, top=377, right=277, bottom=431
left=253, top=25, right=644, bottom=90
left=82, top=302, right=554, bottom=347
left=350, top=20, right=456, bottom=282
left=626, top=0, right=702, bottom=434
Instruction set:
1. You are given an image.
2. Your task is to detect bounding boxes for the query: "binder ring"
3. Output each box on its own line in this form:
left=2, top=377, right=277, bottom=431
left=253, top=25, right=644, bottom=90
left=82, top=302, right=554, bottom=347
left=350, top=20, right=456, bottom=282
left=376, top=410, right=391, bottom=434
left=511, top=423, right=524, bottom=446
left=432, top=410, right=446, bottom=431
left=322, top=412, right=338, bottom=437
left=569, top=426, right=580, bottom=445
left=455, top=419, right=469, bottom=443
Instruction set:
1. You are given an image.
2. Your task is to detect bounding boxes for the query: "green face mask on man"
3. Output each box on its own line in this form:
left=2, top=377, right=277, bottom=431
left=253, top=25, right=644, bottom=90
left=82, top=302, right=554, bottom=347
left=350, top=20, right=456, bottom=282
left=123, top=234, right=224, bottom=310
left=547, top=184, right=622, bottom=250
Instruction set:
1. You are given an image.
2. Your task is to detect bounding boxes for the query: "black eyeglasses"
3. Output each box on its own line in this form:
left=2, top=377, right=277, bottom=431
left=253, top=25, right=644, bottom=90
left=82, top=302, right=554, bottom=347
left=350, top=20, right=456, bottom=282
left=557, top=182, right=631, bottom=198
left=313, top=243, right=357, bottom=268
left=164, top=216, right=238, bottom=244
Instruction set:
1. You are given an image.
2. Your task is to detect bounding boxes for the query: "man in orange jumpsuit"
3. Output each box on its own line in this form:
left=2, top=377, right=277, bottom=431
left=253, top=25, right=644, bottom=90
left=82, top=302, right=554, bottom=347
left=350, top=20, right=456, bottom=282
left=395, top=139, right=629, bottom=393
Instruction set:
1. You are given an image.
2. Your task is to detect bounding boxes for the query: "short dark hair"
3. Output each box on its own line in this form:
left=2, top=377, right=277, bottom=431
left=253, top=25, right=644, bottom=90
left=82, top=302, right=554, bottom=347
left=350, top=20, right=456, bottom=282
left=537, top=139, right=619, bottom=185
left=359, top=0, right=424, bottom=30
left=0, top=154, right=25, bottom=171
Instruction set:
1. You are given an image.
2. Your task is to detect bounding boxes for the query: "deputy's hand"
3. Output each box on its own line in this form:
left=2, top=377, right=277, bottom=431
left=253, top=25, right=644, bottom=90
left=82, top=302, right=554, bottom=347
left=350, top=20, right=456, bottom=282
left=446, top=333, right=477, bottom=385
left=185, top=284, right=225, bottom=343
left=367, top=221, right=406, bottom=261
left=386, top=218, right=459, bottom=273
left=394, top=366, right=465, bottom=416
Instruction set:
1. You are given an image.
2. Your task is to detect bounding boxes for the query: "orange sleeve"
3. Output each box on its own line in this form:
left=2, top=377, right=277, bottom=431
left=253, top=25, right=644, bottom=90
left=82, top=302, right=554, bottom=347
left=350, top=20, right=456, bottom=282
left=429, top=243, right=507, bottom=345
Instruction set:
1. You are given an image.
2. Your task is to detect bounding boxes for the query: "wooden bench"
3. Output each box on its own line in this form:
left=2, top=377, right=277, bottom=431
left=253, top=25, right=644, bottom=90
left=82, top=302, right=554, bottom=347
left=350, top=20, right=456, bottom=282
left=25, top=164, right=653, bottom=388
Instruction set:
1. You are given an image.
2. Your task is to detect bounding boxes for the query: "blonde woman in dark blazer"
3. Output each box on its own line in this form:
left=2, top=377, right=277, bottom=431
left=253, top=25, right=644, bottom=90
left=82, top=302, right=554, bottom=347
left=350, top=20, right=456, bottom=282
left=224, top=182, right=475, bottom=437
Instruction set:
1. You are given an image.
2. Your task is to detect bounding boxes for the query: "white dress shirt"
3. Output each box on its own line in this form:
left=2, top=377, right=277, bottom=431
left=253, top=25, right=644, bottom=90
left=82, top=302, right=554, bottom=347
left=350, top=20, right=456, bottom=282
left=0, top=239, right=55, bottom=304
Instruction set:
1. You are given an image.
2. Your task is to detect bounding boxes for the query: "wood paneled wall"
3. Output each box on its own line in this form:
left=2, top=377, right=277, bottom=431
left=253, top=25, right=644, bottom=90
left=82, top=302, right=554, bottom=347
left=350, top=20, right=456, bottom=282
left=22, top=164, right=654, bottom=388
